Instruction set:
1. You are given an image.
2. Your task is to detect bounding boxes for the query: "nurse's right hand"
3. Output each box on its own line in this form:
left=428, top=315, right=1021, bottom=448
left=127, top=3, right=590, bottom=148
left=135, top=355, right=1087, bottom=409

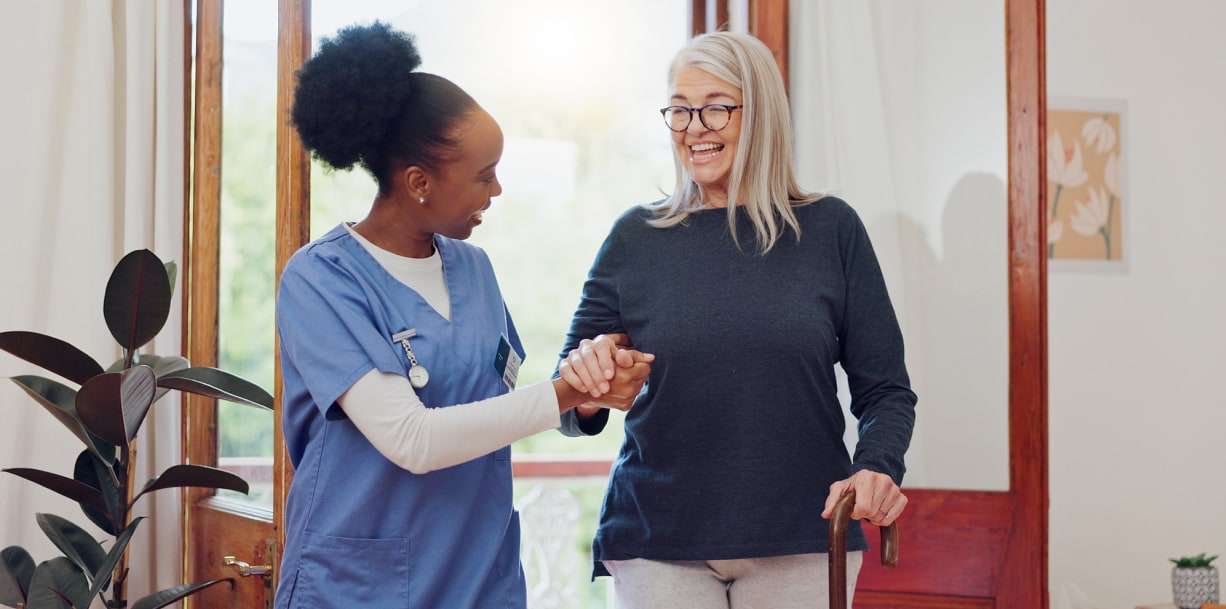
left=559, top=333, right=648, bottom=398
left=552, top=353, right=650, bottom=414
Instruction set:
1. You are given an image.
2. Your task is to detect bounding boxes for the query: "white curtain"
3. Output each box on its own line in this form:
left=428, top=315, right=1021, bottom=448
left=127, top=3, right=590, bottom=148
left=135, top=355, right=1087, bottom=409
left=0, top=0, right=186, bottom=604
left=789, top=0, right=1010, bottom=491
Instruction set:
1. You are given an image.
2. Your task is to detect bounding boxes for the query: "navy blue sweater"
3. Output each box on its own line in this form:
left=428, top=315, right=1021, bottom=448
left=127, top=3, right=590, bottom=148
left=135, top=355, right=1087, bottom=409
left=559, top=197, right=917, bottom=575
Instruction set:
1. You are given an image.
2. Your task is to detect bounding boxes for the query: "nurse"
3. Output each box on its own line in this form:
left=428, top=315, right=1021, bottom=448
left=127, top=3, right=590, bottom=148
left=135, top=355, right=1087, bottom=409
left=274, top=22, right=652, bottom=609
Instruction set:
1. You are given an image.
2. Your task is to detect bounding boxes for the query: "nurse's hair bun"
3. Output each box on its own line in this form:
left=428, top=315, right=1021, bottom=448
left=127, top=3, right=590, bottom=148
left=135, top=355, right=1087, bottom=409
left=290, top=21, right=422, bottom=171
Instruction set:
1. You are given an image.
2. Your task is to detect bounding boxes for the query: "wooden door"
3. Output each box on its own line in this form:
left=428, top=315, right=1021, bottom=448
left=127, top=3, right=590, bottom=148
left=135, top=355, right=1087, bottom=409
left=183, top=1, right=309, bottom=607
left=738, top=1, right=1048, bottom=607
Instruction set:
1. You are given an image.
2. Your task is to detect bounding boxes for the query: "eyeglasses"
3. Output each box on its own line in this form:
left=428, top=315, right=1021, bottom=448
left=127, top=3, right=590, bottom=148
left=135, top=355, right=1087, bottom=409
left=659, top=104, right=743, bottom=132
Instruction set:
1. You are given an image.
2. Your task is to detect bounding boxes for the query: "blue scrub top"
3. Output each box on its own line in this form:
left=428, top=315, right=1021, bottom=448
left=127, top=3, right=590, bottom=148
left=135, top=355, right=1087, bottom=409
left=274, top=224, right=527, bottom=609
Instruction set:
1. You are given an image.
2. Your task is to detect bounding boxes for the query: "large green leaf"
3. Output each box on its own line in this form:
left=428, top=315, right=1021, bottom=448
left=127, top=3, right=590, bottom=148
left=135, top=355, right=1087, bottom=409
left=0, top=546, right=35, bottom=608
left=25, top=557, right=88, bottom=609
left=135, top=353, right=188, bottom=376
left=8, top=376, right=115, bottom=465
left=103, top=249, right=171, bottom=353
left=134, top=465, right=248, bottom=504
left=2, top=469, right=108, bottom=517
left=85, top=518, right=143, bottom=603
left=0, top=332, right=104, bottom=386
left=72, top=452, right=120, bottom=536
left=157, top=367, right=273, bottom=410
left=131, top=579, right=232, bottom=609
left=106, top=354, right=190, bottom=403
left=163, top=260, right=178, bottom=295
left=118, top=366, right=155, bottom=441
left=137, top=354, right=188, bottom=402
left=34, top=515, right=107, bottom=589
left=75, top=373, right=126, bottom=447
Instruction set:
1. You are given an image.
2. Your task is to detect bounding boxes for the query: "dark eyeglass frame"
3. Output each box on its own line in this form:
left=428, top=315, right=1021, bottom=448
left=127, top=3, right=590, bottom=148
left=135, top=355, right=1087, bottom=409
left=659, top=103, right=744, bottom=132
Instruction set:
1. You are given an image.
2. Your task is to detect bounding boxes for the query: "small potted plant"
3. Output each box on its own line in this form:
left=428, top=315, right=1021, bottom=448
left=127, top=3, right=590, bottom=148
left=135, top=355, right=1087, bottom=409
left=1171, top=552, right=1220, bottom=609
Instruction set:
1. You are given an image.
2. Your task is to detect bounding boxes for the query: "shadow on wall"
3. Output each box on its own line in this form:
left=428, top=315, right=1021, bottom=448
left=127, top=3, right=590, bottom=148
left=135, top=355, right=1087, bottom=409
left=870, top=171, right=1010, bottom=491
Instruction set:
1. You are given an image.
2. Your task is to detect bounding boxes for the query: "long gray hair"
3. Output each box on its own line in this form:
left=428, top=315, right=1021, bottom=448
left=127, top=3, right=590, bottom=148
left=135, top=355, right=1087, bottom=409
left=645, top=31, right=821, bottom=254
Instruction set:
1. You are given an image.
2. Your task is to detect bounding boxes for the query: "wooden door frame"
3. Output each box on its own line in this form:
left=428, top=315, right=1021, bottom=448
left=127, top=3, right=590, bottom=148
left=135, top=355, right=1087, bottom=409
left=272, top=0, right=312, bottom=555
left=182, top=0, right=310, bottom=606
left=1003, top=0, right=1048, bottom=603
left=185, top=0, right=271, bottom=606
left=736, top=0, right=1048, bottom=607
left=184, top=0, right=221, bottom=514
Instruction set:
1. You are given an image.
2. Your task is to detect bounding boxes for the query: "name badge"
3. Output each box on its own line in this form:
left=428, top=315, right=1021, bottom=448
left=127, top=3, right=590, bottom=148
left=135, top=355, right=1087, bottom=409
left=492, top=334, right=523, bottom=390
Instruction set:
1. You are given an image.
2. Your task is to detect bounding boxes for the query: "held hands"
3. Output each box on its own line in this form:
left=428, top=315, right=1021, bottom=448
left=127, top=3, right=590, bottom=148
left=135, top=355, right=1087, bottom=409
left=821, top=469, right=908, bottom=527
left=557, top=333, right=653, bottom=416
left=559, top=333, right=654, bottom=399
left=552, top=354, right=650, bottom=414
left=583, top=357, right=651, bottom=412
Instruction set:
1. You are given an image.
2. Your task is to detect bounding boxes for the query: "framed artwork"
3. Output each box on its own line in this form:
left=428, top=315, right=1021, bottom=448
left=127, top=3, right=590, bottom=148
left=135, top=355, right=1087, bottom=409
left=1047, top=97, right=1127, bottom=268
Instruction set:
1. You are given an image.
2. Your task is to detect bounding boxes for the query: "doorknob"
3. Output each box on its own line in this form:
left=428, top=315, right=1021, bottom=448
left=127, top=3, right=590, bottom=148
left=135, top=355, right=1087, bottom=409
left=221, top=539, right=278, bottom=609
left=223, top=555, right=272, bottom=577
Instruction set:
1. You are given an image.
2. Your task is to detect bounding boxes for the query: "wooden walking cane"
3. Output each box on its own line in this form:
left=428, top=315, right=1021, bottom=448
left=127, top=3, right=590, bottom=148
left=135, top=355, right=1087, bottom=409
left=829, top=489, right=900, bottom=609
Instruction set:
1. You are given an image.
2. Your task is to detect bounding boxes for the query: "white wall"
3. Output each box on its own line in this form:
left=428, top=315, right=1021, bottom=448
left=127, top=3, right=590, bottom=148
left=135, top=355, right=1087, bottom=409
left=0, top=1, right=128, bottom=564
left=790, top=0, right=1012, bottom=493
left=0, top=3, right=186, bottom=604
left=794, top=1, right=1226, bottom=607
left=1047, top=1, right=1226, bottom=607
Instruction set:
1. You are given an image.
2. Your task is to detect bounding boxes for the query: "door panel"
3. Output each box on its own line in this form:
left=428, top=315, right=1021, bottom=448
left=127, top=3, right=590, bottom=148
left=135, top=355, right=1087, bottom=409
left=184, top=1, right=291, bottom=607
left=856, top=592, right=995, bottom=609
left=858, top=490, right=1014, bottom=600
left=743, top=0, right=1047, bottom=607
left=189, top=500, right=276, bottom=608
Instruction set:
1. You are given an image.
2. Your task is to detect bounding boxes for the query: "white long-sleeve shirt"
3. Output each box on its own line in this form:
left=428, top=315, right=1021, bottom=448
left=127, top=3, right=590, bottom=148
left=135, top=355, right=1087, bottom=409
left=338, top=224, right=561, bottom=474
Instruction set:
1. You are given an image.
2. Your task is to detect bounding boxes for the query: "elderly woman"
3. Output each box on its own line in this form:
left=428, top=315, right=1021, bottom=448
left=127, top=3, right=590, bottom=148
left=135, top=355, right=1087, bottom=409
left=557, top=31, right=917, bottom=608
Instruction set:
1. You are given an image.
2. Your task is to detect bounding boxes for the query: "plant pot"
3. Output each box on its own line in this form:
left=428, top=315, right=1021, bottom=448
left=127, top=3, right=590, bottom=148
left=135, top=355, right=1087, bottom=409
left=1172, top=565, right=1219, bottom=609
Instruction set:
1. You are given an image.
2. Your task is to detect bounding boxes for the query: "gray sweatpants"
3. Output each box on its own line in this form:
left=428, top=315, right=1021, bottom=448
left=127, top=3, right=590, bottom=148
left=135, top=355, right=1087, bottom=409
left=602, top=552, right=863, bottom=609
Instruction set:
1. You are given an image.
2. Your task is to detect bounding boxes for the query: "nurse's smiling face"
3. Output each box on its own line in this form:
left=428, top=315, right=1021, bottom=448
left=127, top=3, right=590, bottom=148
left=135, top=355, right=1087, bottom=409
left=419, top=108, right=504, bottom=241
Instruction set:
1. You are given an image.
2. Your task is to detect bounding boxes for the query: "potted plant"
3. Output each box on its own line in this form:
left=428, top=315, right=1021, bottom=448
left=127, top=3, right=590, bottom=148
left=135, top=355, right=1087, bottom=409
left=1171, top=552, right=1220, bottom=609
left=0, top=249, right=273, bottom=609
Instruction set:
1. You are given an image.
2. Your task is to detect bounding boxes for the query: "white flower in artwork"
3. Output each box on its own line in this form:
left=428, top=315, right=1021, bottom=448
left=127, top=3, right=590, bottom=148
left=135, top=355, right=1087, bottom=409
left=1081, top=116, right=1117, bottom=155
left=1103, top=152, right=1120, bottom=196
left=1048, top=130, right=1088, bottom=189
left=1071, top=187, right=1110, bottom=236
left=1049, top=217, right=1064, bottom=244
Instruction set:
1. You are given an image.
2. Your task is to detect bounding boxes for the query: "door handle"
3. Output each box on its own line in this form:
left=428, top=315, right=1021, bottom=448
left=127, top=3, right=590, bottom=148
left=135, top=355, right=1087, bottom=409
left=220, top=539, right=278, bottom=609
left=223, top=555, right=272, bottom=577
